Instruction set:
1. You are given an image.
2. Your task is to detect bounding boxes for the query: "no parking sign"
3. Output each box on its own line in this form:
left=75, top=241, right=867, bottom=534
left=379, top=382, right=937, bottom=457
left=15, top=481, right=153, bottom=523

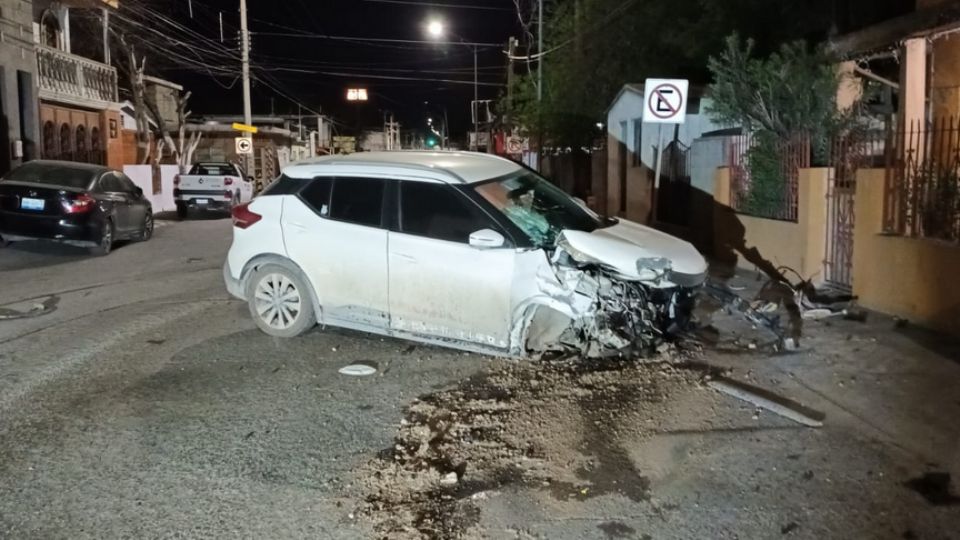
left=642, top=79, right=689, bottom=124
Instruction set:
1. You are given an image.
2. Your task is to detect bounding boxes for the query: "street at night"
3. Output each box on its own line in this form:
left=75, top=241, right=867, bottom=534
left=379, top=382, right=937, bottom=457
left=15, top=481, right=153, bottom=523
left=1, top=219, right=959, bottom=538
left=3, top=0, right=960, bottom=538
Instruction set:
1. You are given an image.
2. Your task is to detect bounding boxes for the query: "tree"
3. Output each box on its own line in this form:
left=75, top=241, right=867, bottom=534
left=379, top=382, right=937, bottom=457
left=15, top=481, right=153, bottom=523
left=706, top=35, right=865, bottom=216
left=119, top=36, right=151, bottom=165
left=502, top=0, right=839, bottom=148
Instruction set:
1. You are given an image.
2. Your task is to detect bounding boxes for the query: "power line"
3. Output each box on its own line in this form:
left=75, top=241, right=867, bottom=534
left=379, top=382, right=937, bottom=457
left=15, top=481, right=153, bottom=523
left=249, top=31, right=502, bottom=48
left=359, top=0, right=514, bottom=11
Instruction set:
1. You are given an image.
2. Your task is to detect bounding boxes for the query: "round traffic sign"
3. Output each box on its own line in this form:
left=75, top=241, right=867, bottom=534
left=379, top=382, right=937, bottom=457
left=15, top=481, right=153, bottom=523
left=647, top=83, right=683, bottom=120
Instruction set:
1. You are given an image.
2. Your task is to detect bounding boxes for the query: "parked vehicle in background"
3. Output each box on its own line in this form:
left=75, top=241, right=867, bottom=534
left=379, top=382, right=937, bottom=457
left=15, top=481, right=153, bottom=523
left=174, top=162, right=253, bottom=219
left=0, top=160, right=153, bottom=256
left=223, top=151, right=708, bottom=357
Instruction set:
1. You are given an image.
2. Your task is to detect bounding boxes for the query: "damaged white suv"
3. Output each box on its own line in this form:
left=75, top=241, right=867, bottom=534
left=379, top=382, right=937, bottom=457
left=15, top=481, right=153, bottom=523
left=224, top=152, right=707, bottom=357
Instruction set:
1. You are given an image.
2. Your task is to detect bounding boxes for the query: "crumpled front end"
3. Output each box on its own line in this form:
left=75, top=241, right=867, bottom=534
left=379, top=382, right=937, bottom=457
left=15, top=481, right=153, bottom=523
left=514, top=229, right=704, bottom=358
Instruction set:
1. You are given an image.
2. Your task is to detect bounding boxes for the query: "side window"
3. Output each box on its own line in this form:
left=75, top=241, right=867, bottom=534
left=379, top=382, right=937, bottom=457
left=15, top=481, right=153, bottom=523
left=118, top=174, right=138, bottom=193
left=299, top=177, right=332, bottom=216
left=329, top=177, right=385, bottom=227
left=100, top=173, right=122, bottom=193
left=399, top=181, right=500, bottom=244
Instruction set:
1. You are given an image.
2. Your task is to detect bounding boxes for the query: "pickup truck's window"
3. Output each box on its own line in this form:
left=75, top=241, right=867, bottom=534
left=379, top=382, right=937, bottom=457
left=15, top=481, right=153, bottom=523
left=329, top=177, right=384, bottom=227
left=400, top=181, right=497, bottom=244
left=189, top=163, right=237, bottom=176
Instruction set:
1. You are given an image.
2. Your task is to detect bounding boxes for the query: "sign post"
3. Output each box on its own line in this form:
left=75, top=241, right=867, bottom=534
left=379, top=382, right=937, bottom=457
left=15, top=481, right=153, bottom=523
left=642, top=79, right=688, bottom=222
left=235, top=136, right=253, bottom=155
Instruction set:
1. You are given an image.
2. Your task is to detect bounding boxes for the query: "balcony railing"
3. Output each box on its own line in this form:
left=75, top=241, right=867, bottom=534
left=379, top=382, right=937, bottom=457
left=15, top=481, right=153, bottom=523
left=37, top=45, right=118, bottom=105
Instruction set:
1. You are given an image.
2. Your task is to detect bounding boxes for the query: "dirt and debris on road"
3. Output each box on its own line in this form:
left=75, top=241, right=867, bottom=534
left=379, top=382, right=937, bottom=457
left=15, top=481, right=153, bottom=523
left=354, top=351, right=706, bottom=539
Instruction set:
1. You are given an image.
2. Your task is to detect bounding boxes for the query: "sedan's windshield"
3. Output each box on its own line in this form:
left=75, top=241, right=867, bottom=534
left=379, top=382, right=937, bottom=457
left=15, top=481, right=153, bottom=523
left=474, top=171, right=605, bottom=247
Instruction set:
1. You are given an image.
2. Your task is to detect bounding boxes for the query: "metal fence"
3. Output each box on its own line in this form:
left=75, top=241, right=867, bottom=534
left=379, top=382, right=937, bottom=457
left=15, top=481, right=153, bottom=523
left=884, top=118, right=960, bottom=243
left=728, top=134, right=810, bottom=222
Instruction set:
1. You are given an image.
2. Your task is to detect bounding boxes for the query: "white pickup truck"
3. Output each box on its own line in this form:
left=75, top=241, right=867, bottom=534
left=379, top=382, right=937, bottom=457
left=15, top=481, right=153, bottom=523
left=174, top=162, right=254, bottom=218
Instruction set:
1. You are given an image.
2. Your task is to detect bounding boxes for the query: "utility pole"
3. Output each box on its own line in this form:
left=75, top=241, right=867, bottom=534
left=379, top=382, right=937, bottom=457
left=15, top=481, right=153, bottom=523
left=473, top=45, right=478, bottom=151
left=537, top=0, right=543, bottom=102
left=240, top=0, right=253, bottom=175
left=506, top=37, right=517, bottom=115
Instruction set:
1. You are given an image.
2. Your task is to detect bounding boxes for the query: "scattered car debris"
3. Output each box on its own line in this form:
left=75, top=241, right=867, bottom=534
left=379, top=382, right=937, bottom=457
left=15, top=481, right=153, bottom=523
left=338, top=363, right=378, bottom=377
left=0, top=295, right=60, bottom=321
left=354, top=355, right=702, bottom=539
left=707, top=377, right=825, bottom=428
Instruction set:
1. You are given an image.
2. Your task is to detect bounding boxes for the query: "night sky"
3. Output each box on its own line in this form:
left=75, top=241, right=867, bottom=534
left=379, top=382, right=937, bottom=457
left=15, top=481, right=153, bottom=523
left=138, top=0, right=523, bottom=138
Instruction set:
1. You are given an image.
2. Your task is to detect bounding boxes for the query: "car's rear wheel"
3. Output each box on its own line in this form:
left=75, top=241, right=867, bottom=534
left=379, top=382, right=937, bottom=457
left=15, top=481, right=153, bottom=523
left=176, top=202, right=188, bottom=220
left=0, top=236, right=9, bottom=248
left=91, top=219, right=114, bottom=256
left=246, top=264, right=316, bottom=338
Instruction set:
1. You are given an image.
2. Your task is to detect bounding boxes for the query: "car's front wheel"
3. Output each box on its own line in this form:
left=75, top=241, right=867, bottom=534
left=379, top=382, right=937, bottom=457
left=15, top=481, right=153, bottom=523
left=246, top=264, right=316, bottom=338
left=136, top=212, right=154, bottom=241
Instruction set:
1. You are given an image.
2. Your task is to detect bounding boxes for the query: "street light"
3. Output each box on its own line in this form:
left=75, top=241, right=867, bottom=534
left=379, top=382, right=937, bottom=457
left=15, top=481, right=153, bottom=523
left=424, top=18, right=480, bottom=151
left=426, top=20, right=444, bottom=39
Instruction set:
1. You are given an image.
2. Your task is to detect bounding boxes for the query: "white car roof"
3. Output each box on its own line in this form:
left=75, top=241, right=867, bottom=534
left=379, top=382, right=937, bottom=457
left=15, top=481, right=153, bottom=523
left=282, top=151, right=524, bottom=184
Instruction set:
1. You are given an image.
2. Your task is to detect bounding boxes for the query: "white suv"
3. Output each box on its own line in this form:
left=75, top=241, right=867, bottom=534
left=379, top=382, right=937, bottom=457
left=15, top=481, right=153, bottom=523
left=224, top=152, right=707, bottom=357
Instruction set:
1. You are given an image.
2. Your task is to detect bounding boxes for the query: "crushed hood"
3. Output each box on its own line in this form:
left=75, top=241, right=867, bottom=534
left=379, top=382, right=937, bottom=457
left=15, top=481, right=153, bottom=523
left=558, top=220, right=708, bottom=286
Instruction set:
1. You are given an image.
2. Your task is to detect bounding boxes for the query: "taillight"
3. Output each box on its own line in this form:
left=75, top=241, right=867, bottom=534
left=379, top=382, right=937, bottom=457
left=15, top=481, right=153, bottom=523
left=62, top=193, right=96, bottom=214
left=173, top=175, right=180, bottom=186
left=224, top=190, right=232, bottom=199
left=231, top=202, right=261, bottom=229
left=224, top=177, right=235, bottom=186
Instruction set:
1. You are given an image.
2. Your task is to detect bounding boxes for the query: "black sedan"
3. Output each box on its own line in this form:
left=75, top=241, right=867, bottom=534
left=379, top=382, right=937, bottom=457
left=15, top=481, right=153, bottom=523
left=0, top=160, right=153, bottom=256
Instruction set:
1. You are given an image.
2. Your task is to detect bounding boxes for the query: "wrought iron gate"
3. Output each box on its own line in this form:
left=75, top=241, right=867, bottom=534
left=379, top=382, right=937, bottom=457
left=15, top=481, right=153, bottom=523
left=825, top=166, right=856, bottom=289
left=825, top=133, right=884, bottom=289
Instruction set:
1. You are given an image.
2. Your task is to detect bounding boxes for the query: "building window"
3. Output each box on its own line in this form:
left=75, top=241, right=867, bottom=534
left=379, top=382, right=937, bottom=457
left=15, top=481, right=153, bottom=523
left=42, top=121, right=56, bottom=159
left=90, top=127, right=102, bottom=164
left=633, top=119, right=642, bottom=167
left=59, top=123, right=72, bottom=161
left=40, top=10, right=62, bottom=50
left=75, top=125, right=88, bottom=163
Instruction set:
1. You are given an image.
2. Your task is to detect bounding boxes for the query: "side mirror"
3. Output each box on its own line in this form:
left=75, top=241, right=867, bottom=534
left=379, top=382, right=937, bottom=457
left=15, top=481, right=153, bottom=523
left=247, top=176, right=254, bottom=183
left=469, top=228, right=505, bottom=249
left=135, top=186, right=144, bottom=197
left=572, top=196, right=587, bottom=207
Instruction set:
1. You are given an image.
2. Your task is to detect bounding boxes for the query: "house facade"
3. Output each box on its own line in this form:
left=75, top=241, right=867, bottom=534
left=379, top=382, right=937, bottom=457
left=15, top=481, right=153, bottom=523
left=0, top=0, right=40, bottom=175
left=32, top=0, right=122, bottom=168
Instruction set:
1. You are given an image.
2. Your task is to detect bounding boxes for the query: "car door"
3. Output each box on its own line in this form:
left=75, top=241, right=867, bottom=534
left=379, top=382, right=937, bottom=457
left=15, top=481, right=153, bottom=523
left=98, top=172, right=133, bottom=231
left=388, top=179, right=517, bottom=350
left=117, top=172, right=148, bottom=228
left=281, top=176, right=390, bottom=329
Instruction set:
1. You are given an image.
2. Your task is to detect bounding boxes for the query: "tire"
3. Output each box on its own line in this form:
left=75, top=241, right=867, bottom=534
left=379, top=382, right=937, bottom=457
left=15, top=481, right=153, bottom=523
left=0, top=237, right=9, bottom=249
left=91, top=219, right=114, bottom=256
left=245, top=264, right=316, bottom=338
left=176, top=202, right=188, bottom=220
left=136, top=212, right=154, bottom=241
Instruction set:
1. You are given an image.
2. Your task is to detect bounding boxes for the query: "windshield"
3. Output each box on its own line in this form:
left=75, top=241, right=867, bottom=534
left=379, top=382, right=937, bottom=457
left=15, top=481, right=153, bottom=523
left=474, top=171, right=604, bottom=247
left=190, top=163, right=236, bottom=176
left=2, top=162, right=96, bottom=190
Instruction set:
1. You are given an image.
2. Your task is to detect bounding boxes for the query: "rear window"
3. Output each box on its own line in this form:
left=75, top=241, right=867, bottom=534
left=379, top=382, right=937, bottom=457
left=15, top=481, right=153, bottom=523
left=330, top=177, right=385, bottom=228
left=189, top=163, right=237, bottom=176
left=2, top=162, right=97, bottom=190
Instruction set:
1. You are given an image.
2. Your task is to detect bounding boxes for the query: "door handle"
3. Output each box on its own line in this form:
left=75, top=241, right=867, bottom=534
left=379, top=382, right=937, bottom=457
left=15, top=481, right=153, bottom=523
left=394, top=253, right=417, bottom=263
left=288, top=221, right=308, bottom=232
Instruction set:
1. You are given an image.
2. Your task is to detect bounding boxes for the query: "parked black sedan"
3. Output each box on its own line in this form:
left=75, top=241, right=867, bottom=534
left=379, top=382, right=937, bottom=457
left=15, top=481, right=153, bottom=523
left=0, top=160, right=153, bottom=256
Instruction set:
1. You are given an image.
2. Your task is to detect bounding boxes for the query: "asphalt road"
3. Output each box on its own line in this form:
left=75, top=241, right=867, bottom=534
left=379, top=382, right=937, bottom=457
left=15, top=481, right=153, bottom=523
left=1, top=218, right=959, bottom=539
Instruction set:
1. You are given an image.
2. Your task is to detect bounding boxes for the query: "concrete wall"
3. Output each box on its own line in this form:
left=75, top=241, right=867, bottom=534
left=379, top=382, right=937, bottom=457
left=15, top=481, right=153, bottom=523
left=124, top=164, right=179, bottom=213
left=852, top=168, right=960, bottom=335
left=714, top=167, right=829, bottom=281
left=0, top=0, right=40, bottom=174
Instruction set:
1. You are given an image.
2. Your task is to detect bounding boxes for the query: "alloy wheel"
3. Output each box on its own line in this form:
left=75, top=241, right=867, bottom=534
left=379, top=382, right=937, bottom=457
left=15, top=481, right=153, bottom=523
left=253, top=273, right=303, bottom=330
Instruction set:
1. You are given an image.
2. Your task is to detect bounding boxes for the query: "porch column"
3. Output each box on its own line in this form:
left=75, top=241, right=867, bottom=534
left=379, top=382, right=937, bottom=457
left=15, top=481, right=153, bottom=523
left=102, top=8, right=110, bottom=65
left=900, top=38, right=927, bottom=130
